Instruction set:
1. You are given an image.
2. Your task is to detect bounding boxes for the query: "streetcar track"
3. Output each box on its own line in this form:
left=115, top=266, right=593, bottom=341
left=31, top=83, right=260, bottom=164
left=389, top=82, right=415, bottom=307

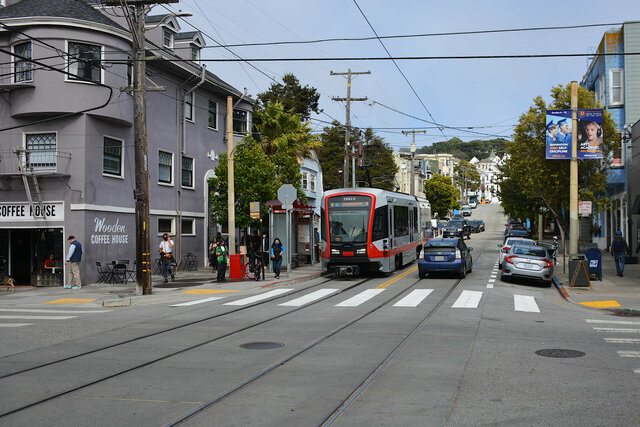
left=0, top=275, right=375, bottom=419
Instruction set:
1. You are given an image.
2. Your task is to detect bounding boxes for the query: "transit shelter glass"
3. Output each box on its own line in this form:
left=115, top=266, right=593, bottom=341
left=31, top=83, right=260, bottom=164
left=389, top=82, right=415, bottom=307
left=328, top=195, right=371, bottom=243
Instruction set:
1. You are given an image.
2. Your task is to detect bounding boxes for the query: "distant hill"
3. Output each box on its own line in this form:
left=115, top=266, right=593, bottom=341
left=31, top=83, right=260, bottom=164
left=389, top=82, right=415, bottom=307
left=400, top=137, right=508, bottom=161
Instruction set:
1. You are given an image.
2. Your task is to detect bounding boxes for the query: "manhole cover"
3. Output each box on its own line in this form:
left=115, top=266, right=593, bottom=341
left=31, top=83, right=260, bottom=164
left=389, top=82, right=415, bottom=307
left=535, top=349, right=585, bottom=358
left=240, top=342, right=284, bottom=350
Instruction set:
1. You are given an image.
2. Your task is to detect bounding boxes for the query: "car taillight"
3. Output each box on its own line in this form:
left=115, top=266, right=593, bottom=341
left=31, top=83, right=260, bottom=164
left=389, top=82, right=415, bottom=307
left=542, top=259, right=552, bottom=268
left=502, top=246, right=510, bottom=253
left=455, top=248, right=461, bottom=260
left=505, top=255, right=517, bottom=264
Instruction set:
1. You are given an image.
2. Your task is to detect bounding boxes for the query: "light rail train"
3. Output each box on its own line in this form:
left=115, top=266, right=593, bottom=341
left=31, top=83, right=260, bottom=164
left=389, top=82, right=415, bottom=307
left=321, top=188, right=431, bottom=275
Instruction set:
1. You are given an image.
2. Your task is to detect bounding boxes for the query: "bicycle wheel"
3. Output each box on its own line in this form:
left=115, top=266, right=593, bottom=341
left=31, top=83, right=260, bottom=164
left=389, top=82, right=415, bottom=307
left=245, top=262, right=256, bottom=280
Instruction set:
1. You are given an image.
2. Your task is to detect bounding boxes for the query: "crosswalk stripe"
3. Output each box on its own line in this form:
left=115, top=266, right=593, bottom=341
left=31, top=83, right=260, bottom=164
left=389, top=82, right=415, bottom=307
left=617, top=351, right=640, bottom=358
left=279, top=289, right=339, bottom=307
left=0, top=308, right=110, bottom=314
left=634, top=369, right=640, bottom=374
left=0, top=323, right=33, bottom=327
left=514, top=295, right=540, bottom=313
left=171, top=297, right=224, bottom=307
left=487, top=283, right=494, bottom=289
left=0, top=315, right=76, bottom=320
left=452, top=290, right=482, bottom=308
left=336, top=289, right=384, bottom=307
left=605, top=338, right=640, bottom=343
left=586, top=319, right=640, bottom=325
left=393, top=289, right=433, bottom=307
left=593, top=327, right=640, bottom=333
left=223, top=289, right=293, bottom=306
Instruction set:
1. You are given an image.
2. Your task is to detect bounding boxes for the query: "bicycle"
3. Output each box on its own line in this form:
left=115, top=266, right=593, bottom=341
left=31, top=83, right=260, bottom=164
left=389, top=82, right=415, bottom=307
left=244, top=250, right=263, bottom=281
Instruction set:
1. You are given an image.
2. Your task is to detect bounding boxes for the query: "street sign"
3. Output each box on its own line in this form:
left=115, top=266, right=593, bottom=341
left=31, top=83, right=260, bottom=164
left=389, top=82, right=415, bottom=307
left=578, top=201, right=592, bottom=216
left=277, top=184, right=297, bottom=211
left=250, top=201, right=261, bottom=219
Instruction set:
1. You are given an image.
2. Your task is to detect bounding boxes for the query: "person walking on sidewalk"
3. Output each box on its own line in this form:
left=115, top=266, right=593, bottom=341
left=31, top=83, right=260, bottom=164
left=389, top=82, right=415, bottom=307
left=270, top=238, right=284, bottom=280
left=64, top=236, right=82, bottom=289
left=159, top=233, right=175, bottom=283
left=612, top=230, right=629, bottom=277
left=216, top=239, right=228, bottom=282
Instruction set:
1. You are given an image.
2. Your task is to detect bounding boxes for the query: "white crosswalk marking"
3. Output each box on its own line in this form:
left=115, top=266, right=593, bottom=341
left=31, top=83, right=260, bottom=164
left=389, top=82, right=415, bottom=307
left=487, top=283, right=494, bottom=289
left=171, top=297, right=224, bottom=307
left=604, top=338, right=640, bottom=344
left=593, top=327, right=640, bottom=333
left=279, top=289, right=339, bottom=307
left=514, top=295, right=540, bottom=313
left=634, top=369, right=640, bottom=374
left=0, top=308, right=110, bottom=314
left=393, top=289, right=433, bottom=307
left=335, top=289, right=384, bottom=307
left=0, top=315, right=76, bottom=320
left=586, top=319, right=640, bottom=325
left=452, top=290, right=482, bottom=308
left=224, top=289, right=293, bottom=306
left=0, top=323, right=33, bottom=327
left=617, top=351, right=640, bottom=358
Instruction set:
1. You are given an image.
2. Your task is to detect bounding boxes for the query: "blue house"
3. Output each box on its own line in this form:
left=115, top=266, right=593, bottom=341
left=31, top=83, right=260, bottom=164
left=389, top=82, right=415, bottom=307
left=580, top=21, right=640, bottom=250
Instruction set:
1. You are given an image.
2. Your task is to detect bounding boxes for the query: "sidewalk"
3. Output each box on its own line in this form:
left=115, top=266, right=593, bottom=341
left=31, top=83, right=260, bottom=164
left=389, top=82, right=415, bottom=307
left=0, top=263, right=324, bottom=307
left=554, top=249, right=640, bottom=313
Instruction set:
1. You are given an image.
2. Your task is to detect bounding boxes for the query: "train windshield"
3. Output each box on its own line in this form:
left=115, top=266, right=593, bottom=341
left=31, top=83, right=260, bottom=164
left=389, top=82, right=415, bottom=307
left=327, top=195, right=371, bottom=243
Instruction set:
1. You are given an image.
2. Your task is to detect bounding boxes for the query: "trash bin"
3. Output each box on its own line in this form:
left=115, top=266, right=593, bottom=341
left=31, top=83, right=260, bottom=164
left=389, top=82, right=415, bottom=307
left=584, top=247, right=602, bottom=281
left=229, top=254, right=245, bottom=279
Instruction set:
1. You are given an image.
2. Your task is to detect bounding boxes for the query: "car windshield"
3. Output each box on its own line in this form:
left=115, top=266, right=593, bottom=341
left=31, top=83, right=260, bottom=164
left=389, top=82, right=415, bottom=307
left=427, top=239, right=458, bottom=247
left=448, top=221, right=464, bottom=227
left=513, top=246, right=547, bottom=257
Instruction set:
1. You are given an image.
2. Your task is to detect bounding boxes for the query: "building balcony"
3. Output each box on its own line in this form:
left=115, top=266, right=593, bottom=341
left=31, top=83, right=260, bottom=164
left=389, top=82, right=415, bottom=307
left=0, top=150, right=72, bottom=176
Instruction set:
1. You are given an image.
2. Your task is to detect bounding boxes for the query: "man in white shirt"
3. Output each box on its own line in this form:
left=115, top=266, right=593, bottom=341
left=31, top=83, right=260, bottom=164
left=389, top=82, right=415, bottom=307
left=159, top=233, right=174, bottom=283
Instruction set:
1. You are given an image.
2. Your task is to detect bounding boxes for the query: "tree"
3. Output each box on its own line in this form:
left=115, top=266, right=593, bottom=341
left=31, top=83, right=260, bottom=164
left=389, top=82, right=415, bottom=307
left=416, top=137, right=508, bottom=160
left=257, top=73, right=321, bottom=121
left=500, top=83, right=619, bottom=246
left=317, top=123, right=398, bottom=191
left=423, top=175, right=460, bottom=218
left=454, top=160, right=481, bottom=199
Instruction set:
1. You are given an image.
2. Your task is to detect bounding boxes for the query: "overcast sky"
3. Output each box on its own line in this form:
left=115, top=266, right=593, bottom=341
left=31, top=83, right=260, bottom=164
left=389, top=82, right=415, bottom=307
left=160, top=0, right=637, bottom=151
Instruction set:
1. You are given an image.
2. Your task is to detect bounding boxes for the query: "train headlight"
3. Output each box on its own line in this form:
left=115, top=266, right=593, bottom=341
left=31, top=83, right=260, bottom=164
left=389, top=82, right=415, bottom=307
left=331, top=248, right=340, bottom=255
left=356, top=248, right=366, bottom=255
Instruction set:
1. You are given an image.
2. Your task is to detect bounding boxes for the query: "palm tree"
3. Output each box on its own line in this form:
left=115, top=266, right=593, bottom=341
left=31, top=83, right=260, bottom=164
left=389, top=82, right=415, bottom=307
left=253, top=102, right=320, bottom=158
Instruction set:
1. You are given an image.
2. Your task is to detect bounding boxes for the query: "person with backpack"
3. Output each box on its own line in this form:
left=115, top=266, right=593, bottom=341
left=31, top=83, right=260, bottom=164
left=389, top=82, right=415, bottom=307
left=611, top=230, right=629, bottom=277
left=270, top=238, right=284, bottom=280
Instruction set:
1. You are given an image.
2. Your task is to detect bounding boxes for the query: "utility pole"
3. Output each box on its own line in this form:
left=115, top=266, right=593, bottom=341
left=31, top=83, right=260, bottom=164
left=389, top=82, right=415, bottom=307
left=401, top=130, right=426, bottom=196
left=227, top=96, right=236, bottom=255
left=569, top=81, right=579, bottom=255
left=331, top=69, right=370, bottom=188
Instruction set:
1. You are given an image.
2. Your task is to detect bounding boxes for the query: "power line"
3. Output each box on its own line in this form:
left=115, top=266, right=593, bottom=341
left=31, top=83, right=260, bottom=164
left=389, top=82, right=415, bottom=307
left=200, top=22, right=625, bottom=49
left=352, top=0, right=446, bottom=140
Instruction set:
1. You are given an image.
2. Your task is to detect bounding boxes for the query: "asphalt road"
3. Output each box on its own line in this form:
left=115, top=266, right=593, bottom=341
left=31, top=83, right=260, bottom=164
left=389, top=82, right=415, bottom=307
left=0, top=202, right=638, bottom=426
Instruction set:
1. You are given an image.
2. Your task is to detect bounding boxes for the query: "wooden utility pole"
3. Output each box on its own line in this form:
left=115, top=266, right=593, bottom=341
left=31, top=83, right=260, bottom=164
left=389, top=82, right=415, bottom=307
left=227, top=96, right=236, bottom=255
left=569, top=81, right=579, bottom=255
left=401, top=130, right=426, bottom=196
left=331, top=69, right=370, bottom=188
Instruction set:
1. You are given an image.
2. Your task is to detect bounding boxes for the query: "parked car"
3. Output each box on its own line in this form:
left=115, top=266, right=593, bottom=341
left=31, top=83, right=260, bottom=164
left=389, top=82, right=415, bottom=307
left=461, top=204, right=472, bottom=216
left=468, top=201, right=477, bottom=209
left=443, top=219, right=471, bottom=240
left=476, top=219, right=485, bottom=232
left=501, top=244, right=553, bottom=286
left=505, top=229, right=530, bottom=238
left=418, top=237, right=473, bottom=279
left=498, top=236, right=536, bottom=268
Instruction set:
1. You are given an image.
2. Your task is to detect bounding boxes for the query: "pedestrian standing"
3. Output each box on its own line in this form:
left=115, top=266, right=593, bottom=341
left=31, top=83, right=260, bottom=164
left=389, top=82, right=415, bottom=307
left=314, top=227, right=321, bottom=262
left=216, top=239, right=228, bottom=282
left=64, top=236, right=82, bottom=289
left=270, top=238, right=284, bottom=280
left=612, top=230, right=628, bottom=277
left=209, top=237, right=218, bottom=272
left=159, top=233, right=175, bottom=283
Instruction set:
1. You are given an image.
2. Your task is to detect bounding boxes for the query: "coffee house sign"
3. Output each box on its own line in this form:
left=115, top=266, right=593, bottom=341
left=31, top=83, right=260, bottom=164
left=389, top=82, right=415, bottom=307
left=0, top=202, right=64, bottom=221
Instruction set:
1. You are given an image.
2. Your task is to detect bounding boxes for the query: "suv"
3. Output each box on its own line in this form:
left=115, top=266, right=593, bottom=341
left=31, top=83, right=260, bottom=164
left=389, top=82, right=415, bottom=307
left=443, top=219, right=471, bottom=240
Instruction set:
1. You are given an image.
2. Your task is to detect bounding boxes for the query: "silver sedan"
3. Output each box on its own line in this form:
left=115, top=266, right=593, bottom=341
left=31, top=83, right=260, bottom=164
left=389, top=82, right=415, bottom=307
left=501, top=244, right=553, bottom=285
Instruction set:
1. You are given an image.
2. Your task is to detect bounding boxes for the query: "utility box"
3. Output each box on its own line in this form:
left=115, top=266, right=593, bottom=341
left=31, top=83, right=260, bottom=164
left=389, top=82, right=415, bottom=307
left=584, top=247, right=602, bottom=281
left=229, top=254, right=245, bottom=279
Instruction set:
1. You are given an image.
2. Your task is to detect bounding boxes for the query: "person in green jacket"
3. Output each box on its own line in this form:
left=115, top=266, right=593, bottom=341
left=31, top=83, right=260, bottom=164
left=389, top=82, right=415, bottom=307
left=216, top=239, right=228, bottom=282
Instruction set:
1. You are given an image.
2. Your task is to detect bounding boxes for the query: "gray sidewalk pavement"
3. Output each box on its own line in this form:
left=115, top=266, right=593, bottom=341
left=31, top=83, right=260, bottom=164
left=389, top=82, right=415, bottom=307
left=554, top=248, right=640, bottom=312
left=0, top=263, right=324, bottom=307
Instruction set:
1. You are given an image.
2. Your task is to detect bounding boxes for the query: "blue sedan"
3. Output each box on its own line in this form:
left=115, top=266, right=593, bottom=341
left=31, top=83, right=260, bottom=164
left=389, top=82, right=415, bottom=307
left=418, top=237, right=473, bottom=279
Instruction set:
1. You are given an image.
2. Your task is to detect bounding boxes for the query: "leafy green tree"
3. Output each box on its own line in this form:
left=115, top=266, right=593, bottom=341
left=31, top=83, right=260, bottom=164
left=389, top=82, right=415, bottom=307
left=500, top=83, right=619, bottom=244
left=416, top=137, right=508, bottom=160
left=423, top=175, right=460, bottom=217
left=256, top=73, right=321, bottom=121
left=454, top=160, right=481, bottom=195
left=317, top=122, right=352, bottom=190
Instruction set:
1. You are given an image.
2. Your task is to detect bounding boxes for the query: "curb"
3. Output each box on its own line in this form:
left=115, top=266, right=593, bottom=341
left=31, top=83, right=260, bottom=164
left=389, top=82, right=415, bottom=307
left=552, top=274, right=637, bottom=315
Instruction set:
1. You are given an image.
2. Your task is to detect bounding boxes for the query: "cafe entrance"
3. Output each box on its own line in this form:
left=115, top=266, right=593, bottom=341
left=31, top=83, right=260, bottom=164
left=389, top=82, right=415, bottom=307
left=0, top=228, right=64, bottom=285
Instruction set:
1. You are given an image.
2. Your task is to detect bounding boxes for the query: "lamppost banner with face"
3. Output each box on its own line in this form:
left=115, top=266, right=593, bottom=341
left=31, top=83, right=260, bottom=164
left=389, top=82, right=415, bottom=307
left=577, top=109, right=604, bottom=159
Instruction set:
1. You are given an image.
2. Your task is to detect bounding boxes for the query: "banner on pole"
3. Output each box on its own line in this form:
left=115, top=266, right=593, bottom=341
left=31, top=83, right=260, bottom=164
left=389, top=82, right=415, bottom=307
left=577, top=109, right=604, bottom=159
left=545, top=110, right=572, bottom=159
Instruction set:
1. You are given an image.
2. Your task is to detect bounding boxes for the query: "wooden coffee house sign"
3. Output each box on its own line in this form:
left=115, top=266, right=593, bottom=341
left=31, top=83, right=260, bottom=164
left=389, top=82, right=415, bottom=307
left=0, top=202, right=64, bottom=222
